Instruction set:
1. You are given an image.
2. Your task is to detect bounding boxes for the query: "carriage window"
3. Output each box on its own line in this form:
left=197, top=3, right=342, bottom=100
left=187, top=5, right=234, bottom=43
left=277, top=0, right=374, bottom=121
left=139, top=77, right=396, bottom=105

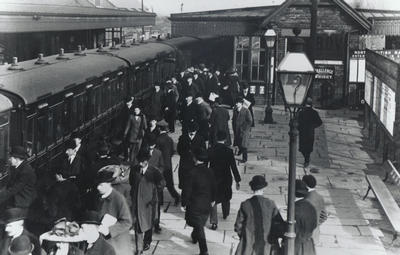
left=0, top=112, right=9, bottom=165
left=26, top=116, right=35, bottom=156
left=63, top=98, right=73, bottom=135
left=47, top=111, right=54, bottom=146
left=85, top=89, right=93, bottom=122
left=36, top=115, right=47, bottom=153
left=52, top=104, right=63, bottom=142
left=94, top=87, right=102, bottom=115
left=75, top=93, right=85, bottom=127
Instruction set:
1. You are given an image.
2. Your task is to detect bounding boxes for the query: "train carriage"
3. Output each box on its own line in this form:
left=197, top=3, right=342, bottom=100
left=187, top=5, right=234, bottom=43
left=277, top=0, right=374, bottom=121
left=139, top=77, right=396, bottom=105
left=0, top=36, right=207, bottom=188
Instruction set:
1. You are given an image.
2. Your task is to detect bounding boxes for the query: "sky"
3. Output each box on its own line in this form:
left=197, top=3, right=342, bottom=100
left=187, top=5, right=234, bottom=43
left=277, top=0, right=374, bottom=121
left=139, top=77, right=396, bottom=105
left=126, top=0, right=400, bottom=15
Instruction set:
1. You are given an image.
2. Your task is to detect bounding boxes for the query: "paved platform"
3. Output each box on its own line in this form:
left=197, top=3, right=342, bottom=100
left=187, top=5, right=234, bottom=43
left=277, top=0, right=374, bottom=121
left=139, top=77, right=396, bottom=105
left=143, top=106, right=400, bottom=255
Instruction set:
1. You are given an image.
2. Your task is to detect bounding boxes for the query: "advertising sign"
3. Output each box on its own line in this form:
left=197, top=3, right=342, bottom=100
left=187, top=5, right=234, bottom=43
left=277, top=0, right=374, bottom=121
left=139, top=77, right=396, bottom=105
left=315, top=65, right=334, bottom=80
left=364, top=70, right=373, bottom=105
left=380, top=82, right=396, bottom=135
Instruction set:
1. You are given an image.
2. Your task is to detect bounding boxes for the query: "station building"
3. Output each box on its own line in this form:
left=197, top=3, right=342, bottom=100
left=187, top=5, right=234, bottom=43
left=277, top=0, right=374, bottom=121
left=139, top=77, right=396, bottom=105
left=0, top=0, right=155, bottom=62
left=170, top=0, right=373, bottom=107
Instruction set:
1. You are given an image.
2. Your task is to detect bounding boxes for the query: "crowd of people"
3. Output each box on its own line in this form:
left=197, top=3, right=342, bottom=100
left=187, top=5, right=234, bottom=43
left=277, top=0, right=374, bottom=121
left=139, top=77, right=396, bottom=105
left=0, top=63, right=326, bottom=255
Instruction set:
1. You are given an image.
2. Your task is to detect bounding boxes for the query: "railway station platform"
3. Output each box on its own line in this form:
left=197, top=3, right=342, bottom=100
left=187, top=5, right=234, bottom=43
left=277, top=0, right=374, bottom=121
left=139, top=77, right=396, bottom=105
left=143, top=106, right=399, bottom=255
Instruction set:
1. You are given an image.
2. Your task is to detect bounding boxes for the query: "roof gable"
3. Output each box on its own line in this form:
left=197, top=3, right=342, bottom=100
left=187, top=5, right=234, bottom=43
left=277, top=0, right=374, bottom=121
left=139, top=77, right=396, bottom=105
left=260, top=0, right=370, bottom=31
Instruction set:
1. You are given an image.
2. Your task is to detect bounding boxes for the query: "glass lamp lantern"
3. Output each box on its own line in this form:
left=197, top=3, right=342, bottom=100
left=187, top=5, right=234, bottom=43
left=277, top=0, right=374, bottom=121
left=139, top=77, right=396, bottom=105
left=276, top=52, right=315, bottom=109
left=264, top=29, right=276, bottom=48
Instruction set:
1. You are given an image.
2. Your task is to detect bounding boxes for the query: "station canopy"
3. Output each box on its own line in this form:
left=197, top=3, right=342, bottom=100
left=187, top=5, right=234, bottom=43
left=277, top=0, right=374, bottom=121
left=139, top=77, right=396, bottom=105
left=0, top=0, right=155, bottom=33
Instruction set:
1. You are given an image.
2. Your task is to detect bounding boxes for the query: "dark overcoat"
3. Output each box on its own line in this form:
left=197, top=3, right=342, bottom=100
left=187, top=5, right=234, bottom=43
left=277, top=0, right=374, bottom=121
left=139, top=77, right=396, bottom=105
left=85, top=236, right=116, bottom=255
left=184, top=163, right=216, bottom=227
left=232, top=106, right=253, bottom=148
left=206, top=74, right=220, bottom=97
left=97, top=189, right=132, bottom=255
left=297, top=107, right=322, bottom=154
left=129, top=165, right=163, bottom=232
left=0, top=161, right=37, bottom=209
left=177, top=134, right=206, bottom=189
left=295, top=199, right=318, bottom=255
left=208, top=143, right=241, bottom=203
left=156, top=133, right=174, bottom=171
left=196, top=101, right=212, bottom=141
left=234, top=195, right=279, bottom=255
left=148, top=90, right=164, bottom=121
left=180, top=102, right=198, bottom=134
left=124, top=114, right=146, bottom=143
left=209, top=105, right=231, bottom=146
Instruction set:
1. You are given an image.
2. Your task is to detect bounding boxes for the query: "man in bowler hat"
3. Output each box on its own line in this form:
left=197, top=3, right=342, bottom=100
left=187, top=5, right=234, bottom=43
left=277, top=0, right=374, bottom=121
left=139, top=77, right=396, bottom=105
left=297, top=98, right=322, bottom=168
left=208, top=131, right=241, bottom=230
left=183, top=147, right=216, bottom=255
left=0, top=208, right=40, bottom=255
left=0, top=146, right=36, bottom=211
left=7, top=235, right=34, bottom=255
left=234, top=175, right=281, bottom=255
left=156, top=120, right=181, bottom=206
left=129, top=150, right=163, bottom=254
left=294, top=179, right=318, bottom=255
left=95, top=170, right=132, bottom=255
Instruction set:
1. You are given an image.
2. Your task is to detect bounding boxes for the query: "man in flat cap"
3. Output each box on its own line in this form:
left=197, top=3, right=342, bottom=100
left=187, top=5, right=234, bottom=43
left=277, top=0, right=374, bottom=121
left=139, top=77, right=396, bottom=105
left=0, top=146, right=36, bottom=211
left=129, top=150, right=163, bottom=254
left=156, top=120, right=181, bottom=206
left=95, top=170, right=132, bottom=255
left=209, top=97, right=231, bottom=146
left=232, top=97, right=253, bottom=163
left=0, top=208, right=40, bottom=255
left=80, top=210, right=116, bottom=255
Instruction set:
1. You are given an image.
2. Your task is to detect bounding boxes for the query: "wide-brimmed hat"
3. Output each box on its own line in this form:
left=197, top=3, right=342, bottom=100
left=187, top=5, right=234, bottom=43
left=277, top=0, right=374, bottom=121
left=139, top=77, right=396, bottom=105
left=80, top=211, right=101, bottom=225
left=0, top=208, right=27, bottom=225
left=9, top=146, right=28, bottom=160
left=249, top=175, right=268, bottom=191
left=95, top=169, right=116, bottom=184
left=8, top=235, right=34, bottom=255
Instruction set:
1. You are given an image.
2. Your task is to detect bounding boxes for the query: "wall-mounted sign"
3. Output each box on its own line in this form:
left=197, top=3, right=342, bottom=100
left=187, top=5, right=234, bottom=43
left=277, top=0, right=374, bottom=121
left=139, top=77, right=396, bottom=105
left=315, top=65, right=334, bottom=80
left=364, top=70, right=373, bottom=106
left=380, top=82, right=396, bottom=136
left=259, top=86, right=265, bottom=95
left=250, top=85, right=256, bottom=94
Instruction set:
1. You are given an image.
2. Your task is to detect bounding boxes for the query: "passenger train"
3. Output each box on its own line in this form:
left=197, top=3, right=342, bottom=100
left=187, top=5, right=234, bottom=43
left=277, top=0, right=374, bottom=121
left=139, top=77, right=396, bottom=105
left=0, top=36, right=215, bottom=187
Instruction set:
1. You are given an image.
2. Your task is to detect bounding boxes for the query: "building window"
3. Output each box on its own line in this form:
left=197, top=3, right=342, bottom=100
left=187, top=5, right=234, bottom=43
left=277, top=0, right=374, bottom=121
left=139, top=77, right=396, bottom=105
left=235, top=36, right=266, bottom=82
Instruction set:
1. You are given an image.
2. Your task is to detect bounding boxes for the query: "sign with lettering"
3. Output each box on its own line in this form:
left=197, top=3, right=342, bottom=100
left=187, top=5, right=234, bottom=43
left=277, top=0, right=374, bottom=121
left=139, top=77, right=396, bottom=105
left=380, top=82, right=396, bottom=136
left=315, top=66, right=334, bottom=80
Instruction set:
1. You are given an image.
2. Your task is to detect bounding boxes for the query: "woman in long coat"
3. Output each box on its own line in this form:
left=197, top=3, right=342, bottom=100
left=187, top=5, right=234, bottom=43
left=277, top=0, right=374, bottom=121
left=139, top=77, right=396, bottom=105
left=184, top=147, right=216, bottom=255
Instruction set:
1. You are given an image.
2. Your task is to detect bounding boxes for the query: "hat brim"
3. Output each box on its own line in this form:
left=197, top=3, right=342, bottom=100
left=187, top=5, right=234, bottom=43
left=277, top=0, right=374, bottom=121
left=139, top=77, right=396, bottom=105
left=249, top=181, right=268, bottom=191
left=80, top=220, right=101, bottom=225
